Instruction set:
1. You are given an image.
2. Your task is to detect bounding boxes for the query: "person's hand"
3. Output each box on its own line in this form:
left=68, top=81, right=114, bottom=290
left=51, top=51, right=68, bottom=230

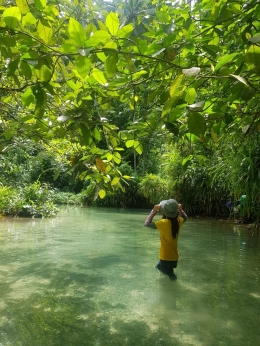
left=178, top=204, right=182, bottom=211
left=153, top=204, right=161, bottom=212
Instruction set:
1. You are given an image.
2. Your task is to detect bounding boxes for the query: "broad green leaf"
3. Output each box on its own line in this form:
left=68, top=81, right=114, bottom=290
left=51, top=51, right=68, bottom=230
left=215, top=53, right=237, bottom=71
left=99, top=189, right=106, bottom=199
left=182, top=155, right=193, bottom=166
left=230, top=74, right=247, bottom=86
left=156, top=10, right=171, bottom=23
left=20, top=61, right=32, bottom=78
left=126, top=140, right=134, bottom=148
left=3, top=129, right=17, bottom=140
left=22, top=88, right=35, bottom=107
left=68, top=18, right=86, bottom=46
left=20, top=114, right=35, bottom=123
left=85, top=30, right=111, bottom=47
left=16, top=0, right=30, bottom=14
left=3, top=7, right=21, bottom=28
left=34, top=102, right=45, bottom=119
left=35, top=61, right=52, bottom=82
left=92, top=68, right=107, bottom=85
left=111, top=177, right=120, bottom=186
left=113, top=152, right=121, bottom=164
left=37, top=19, right=53, bottom=44
left=93, top=127, right=101, bottom=141
left=97, top=19, right=107, bottom=31
left=7, top=60, right=19, bottom=77
left=75, top=56, right=91, bottom=78
left=184, top=88, right=196, bottom=104
left=22, top=12, right=37, bottom=26
left=116, top=24, right=134, bottom=38
left=60, top=43, right=78, bottom=54
left=105, top=53, right=118, bottom=78
left=170, top=74, right=184, bottom=98
left=187, top=113, right=206, bottom=137
left=80, top=124, right=92, bottom=145
left=245, top=45, right=260, bottom=67
left=134, top=141, right=143, bottom=155
left=106, top=12, right=119, bottom=36
left=34, top=0, right=46, bottom=11
left=131, top=70, right=148, bottom=81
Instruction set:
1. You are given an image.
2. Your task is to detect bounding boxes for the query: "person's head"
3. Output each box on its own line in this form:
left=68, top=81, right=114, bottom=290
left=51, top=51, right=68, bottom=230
left=159, top=199, right=178, bottom=218
left=159, top=199, right=180, bottom=238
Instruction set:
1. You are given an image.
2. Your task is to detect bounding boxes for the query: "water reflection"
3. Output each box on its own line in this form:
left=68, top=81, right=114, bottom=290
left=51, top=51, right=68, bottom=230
left=0, top=206, right=259, bottom=346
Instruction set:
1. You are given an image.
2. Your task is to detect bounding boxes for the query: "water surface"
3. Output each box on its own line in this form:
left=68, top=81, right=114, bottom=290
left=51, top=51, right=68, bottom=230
left=0, top=207, right=259, bottom=346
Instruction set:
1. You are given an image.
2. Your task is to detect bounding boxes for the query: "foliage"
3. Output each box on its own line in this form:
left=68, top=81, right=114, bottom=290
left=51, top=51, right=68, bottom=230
left=0, top=0, right=260, bottom=200
left=52, top=190, right=83, bottom=205
left=138, top=173, right=169, bottom=205
left=0, top=183, right=59, bottom=218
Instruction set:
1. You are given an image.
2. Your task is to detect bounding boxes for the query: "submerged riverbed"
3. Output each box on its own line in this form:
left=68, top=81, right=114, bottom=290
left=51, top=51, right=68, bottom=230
left=0, top=206, right=259, bottom=346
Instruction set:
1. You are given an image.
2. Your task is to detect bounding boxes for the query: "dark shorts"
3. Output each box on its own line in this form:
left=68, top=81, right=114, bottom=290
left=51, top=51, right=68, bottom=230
left=156, top=259, right=178, bottom=276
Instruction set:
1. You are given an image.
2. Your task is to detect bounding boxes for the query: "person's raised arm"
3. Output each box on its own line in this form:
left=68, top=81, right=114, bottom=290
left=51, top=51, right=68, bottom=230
left=144, top=204, right=160, bottom=227
left=178, top=204, right=188, bottom=222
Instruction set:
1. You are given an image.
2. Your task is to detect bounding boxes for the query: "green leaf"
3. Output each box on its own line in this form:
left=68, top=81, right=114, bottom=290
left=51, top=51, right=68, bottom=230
left=80, top=124, right=92, bottom=146
left=182, top=155, right=193, bottom=166
left=111, top=177, right=120, bottom=186
left=134, top=141, right=143, bottom=155
left=105, top=53, right=118, bottom=78
left=126, top=140, right=134, bottom=148
left=187, top=113, right=206, bottom=137
left=22, top=12, right=37, bottom=26
left=76, top=56, right=91, bottom=79
left=156, top=10, right=171, bottom=23
left=93, top=127, right=101, bottom=141
left=35, top=60, right=52, bottom=82
left=131, top=70, right=148, bottom=80
left=116, top=24, right=134, bottom=38
left=3, top=129, right=17, bottom=140
left=37, top=19, right=53, bottom=44
left=34, top=0, right=46, bottom=11
left=3, top=7, right=21, bottom=28
left=215, top=53, right=237, bottom=71
left=68, top=18, right=86, bottom=47
left=16, top=0, right=30, bottom=14
left=170, top=74, right=184, bottom=98
left=184, top=88, right=196, bottom=104
left=7, top=60, right=19, bottom=77
left=113, top=152, right=121, bottom=164
left=245, top=45, right=260, bottom=67
left=92, top=68, right=107, bottom=85
left=99, top=189, right=106, bottom=199
left=106, top=12, right=119, bottom=36
left=20, top=61, right=32, bottom=78
left=85, top=30, right=111, bottom=47
left=22, top=88, right=35, bottom=107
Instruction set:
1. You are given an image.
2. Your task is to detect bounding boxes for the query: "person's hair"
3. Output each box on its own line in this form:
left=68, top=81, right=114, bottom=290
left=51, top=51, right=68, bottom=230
left=162, top=215, right=180, bottom=239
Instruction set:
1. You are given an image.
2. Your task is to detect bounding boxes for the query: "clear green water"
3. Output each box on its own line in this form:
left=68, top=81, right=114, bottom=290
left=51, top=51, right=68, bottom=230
left=0, top=206, right=259, bottom=346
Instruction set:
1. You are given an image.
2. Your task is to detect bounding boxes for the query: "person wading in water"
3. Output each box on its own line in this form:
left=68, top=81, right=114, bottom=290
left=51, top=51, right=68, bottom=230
left=144, top=199, right=188, bottom=280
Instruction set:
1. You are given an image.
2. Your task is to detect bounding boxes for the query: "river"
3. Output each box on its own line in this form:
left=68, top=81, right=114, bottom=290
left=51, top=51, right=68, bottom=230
left=0, top=206, right=259, bottom=346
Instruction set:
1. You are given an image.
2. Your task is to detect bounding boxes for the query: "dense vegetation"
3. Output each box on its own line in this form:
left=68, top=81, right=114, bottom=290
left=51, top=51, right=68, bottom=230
left=0, top=0, right=259, bottom=228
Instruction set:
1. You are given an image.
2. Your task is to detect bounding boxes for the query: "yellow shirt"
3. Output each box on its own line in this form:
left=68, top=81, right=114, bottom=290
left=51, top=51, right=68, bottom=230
left=155, top=217, right=184, bottom=261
